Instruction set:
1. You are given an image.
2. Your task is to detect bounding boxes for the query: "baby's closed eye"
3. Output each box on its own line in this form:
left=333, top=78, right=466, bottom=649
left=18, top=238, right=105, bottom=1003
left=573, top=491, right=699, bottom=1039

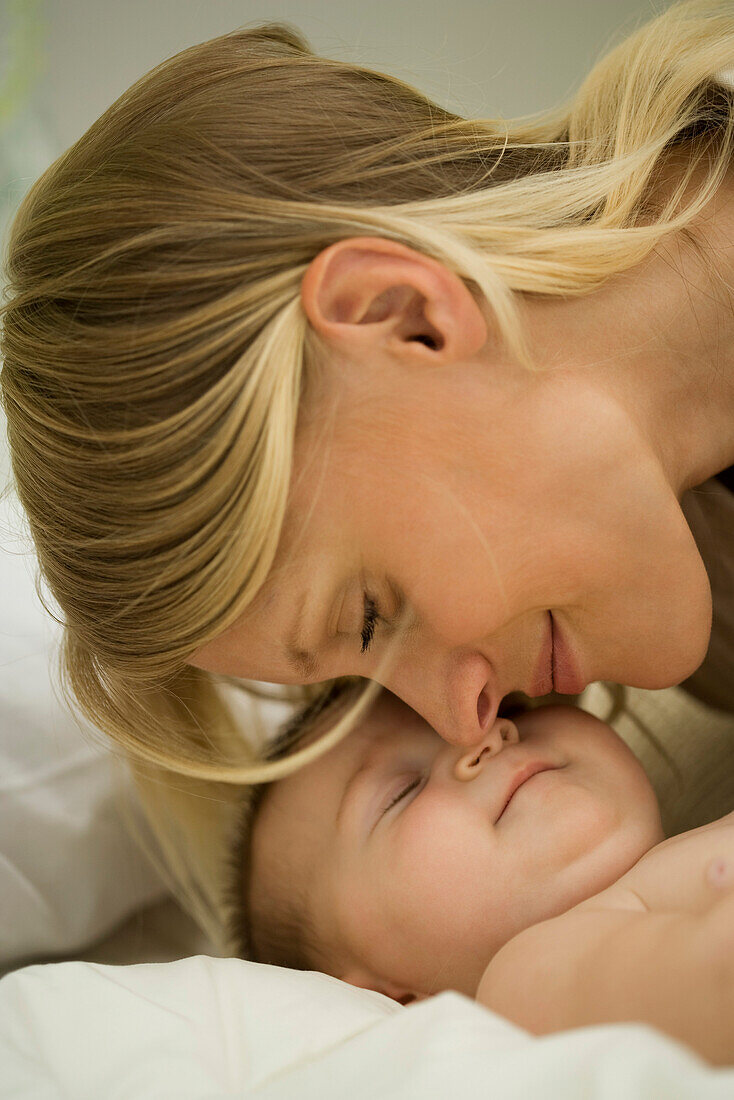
left=380, top=775, right=424, bottom=818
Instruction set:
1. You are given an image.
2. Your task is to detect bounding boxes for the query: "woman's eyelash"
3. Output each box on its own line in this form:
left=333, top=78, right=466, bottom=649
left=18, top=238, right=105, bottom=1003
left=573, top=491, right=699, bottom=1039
left=360, top=594, right=379, bottom=653
left=381, top=776, right=422, bottom=817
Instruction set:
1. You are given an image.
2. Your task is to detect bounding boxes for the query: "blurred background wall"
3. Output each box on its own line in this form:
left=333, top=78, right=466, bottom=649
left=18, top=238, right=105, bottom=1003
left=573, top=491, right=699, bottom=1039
left=0, top=0, right=672, bottom=488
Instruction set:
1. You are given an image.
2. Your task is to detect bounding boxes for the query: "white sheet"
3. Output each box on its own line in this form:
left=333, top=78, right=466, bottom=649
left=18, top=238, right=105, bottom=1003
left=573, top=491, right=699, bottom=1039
left=1, top=955, right=732, bottom=1099
left=0, top=488, right=167, bottom=969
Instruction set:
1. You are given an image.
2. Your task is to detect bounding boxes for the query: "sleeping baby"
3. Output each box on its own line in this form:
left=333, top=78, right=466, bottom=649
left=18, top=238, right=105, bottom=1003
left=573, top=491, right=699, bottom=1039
left=226, top=681, right=734, bottom=1065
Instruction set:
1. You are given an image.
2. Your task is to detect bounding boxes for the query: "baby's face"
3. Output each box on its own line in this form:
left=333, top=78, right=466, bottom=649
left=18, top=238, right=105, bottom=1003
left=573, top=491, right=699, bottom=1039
left=250, top=696, right=663, bottom=1001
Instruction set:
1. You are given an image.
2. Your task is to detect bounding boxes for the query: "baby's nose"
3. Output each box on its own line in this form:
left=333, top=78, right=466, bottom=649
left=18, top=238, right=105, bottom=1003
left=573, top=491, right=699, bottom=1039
left=453, top=717, right=519, bottom=781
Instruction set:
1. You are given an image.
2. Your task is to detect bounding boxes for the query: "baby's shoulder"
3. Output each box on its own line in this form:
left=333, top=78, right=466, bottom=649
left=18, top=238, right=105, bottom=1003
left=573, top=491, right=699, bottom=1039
left=577, top=811, right=734, bottom=917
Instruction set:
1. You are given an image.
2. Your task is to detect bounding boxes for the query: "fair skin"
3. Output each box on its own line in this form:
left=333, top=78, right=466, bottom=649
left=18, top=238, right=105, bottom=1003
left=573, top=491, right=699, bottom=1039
left=250, top=695, right=734, bottom=1064
left=249, top=695, right=664, bottom=1001
left=478, top=800, right=734, bottom=1065
left=190, top=151, right=734, bottom=746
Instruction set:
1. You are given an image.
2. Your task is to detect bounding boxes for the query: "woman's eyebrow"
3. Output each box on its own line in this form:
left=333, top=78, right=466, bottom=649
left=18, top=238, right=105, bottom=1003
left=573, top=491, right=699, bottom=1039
left=286, top=643, right=320, bottom=680
left=285, top=590, right=321, bottom=679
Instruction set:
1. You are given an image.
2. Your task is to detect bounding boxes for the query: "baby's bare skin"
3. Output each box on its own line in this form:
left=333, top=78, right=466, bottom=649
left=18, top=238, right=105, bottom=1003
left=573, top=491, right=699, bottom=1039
left=580, top=809, right=734, bottom=915
left=477, top=811, right=734, bottom=1064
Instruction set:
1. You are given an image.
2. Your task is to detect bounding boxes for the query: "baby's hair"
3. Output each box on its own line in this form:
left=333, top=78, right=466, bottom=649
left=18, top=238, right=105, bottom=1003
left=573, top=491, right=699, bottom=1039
left=1, top=0, right=734, bottom=792
left=222, top=676, right=366, bottom=965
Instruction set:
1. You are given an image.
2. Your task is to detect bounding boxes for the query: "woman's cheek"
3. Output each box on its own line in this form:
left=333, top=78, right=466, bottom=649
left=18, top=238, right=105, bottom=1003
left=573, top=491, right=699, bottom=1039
left=408, top=572, right=508, bottom=649
left=388, top=498, right=515, bottom=646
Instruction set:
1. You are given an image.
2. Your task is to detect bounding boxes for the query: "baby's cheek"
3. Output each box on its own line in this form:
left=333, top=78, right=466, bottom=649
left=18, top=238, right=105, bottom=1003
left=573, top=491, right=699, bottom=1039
left=395, top=806, right=488, bottom=929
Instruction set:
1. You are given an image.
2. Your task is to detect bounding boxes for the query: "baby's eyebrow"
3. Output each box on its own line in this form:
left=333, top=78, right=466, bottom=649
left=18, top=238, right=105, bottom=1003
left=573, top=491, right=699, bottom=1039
left=335, top=737, right=386, bottom=831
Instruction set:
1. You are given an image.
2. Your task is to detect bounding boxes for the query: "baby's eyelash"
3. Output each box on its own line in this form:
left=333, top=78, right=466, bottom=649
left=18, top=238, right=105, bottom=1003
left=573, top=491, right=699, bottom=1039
left=360, top=594, right=379, bottom=653
left=381, top=776, right=422, bottom=817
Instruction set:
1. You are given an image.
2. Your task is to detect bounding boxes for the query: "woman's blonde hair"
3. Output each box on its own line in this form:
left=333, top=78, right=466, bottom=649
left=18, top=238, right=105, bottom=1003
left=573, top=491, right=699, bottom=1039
left=2, top=0, right=734, bottom=800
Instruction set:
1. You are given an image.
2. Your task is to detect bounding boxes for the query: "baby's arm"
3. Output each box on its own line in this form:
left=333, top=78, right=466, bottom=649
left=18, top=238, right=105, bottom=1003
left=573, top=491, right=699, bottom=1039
left=476, top=886, right=734, bottom=1065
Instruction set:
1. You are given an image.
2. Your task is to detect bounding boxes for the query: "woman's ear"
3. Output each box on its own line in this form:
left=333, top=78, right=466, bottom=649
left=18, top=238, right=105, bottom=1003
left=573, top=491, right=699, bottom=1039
left=338, top=963, right=426, bottom=1006
left=300, top=236, right=488, bottom=365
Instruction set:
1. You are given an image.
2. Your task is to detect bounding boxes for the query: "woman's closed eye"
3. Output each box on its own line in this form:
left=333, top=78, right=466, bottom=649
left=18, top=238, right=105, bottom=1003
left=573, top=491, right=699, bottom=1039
left=358, top=580, right=409, bottom=654
left=360, top=593, right=380, bottom=653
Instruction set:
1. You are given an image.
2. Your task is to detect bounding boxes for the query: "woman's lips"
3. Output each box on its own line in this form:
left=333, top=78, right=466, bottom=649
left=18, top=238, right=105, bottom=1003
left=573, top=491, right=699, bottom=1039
left=529, top=613, right=586, bottom=697
left=529, top=613, right=554, bottom=697
left=495, top=761, right=557, bottom=823
left=550, top=615, right=586, bottom=695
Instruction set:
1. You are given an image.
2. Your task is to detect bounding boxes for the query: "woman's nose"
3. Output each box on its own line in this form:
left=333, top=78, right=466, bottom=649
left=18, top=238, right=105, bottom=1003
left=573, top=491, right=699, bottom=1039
left=385, top=647, right=501, bottom=747
left=453, top=718, right=519, bottom=781
left=446, top=650, right=501, bottom=746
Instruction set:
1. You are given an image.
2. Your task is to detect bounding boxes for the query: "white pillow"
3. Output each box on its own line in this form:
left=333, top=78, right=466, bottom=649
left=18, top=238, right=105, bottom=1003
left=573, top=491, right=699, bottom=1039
left=0, top=485, right=167, bottom=970
left=1, top=955, right=731, bottom=1099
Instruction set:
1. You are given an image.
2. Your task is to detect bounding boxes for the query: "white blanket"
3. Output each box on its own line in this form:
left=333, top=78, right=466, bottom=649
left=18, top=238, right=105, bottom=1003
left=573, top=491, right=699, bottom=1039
left=1, top=955, right=732, bottom=1099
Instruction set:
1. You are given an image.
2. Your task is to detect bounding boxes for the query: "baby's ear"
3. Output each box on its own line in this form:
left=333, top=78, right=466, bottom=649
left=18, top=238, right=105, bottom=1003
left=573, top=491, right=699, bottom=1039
left=339, top=965, right=423, bottom=1006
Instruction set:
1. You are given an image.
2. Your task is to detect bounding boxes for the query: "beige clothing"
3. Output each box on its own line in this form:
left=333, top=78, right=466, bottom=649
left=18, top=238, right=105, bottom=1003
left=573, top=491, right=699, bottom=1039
left=680, top=474, right=734, bottom=714
left=582, top=681, right=734, bottom=837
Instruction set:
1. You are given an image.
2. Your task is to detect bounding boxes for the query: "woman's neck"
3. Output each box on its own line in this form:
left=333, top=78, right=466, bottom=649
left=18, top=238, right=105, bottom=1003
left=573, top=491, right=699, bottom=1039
left=626, top=235, right=734, bottom=495
left=629, top=198, right=734, bottom=496
left=522, top=148, right=734, bottom=498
